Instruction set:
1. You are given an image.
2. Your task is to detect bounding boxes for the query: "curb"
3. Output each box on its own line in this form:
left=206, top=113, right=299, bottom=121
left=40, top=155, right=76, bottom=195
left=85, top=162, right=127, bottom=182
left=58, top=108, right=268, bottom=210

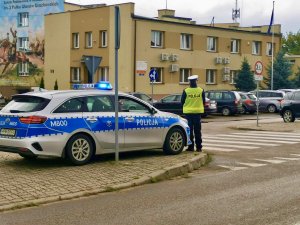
left=0, top=153, right=207, bottom=212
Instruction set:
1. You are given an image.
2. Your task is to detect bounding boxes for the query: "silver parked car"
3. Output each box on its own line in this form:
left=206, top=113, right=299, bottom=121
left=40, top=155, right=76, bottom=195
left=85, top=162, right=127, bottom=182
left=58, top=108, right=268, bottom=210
left=251, top=90, right=285, bottom=113
left=0, top=83, right=191, bottom=165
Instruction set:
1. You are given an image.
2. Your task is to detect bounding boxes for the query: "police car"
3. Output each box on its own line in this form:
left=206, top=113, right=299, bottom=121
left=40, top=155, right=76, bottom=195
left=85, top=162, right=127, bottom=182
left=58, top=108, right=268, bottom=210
left=0, top=82, right=191, bottom=165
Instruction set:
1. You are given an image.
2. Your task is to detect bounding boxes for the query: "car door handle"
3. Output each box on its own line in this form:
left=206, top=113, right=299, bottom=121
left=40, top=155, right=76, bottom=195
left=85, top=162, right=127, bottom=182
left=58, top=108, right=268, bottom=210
left=125, top=117, right=134, bottom=122
left=86, top=117, right=98, bottom=123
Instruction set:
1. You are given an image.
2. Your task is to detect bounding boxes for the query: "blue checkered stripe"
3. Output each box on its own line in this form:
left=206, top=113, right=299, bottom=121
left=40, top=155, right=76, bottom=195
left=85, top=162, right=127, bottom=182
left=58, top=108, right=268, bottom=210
left=1, top=115, right=183, bottom=138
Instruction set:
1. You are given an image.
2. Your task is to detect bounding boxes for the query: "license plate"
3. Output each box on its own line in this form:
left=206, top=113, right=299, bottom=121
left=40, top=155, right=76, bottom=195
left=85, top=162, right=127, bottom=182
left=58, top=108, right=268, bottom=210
left=0, top=128, right=16, bottom=137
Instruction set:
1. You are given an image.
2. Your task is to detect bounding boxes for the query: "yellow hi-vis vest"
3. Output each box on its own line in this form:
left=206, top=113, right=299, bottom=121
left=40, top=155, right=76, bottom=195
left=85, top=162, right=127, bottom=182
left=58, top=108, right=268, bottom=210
left=183, top=87, right=204, bottom=114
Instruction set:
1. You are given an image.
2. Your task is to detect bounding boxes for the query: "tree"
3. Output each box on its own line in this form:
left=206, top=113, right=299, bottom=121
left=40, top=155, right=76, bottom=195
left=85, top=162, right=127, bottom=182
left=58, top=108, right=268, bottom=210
left=234, top=58, right=256, bottom=92
left=54, top=80, right=58, bottom=90
left=282, top=31, right=300, bottom=54
left=265, top=50, right=293, bottom=89
left=292, top=67, right=300, bottom=88
left=39, top=77, right=45, bottom=89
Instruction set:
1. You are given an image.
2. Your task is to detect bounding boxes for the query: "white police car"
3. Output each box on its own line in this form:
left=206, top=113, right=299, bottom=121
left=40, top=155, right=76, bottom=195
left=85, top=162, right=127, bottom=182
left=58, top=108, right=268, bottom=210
left=0, top=82, right=191, bottom=165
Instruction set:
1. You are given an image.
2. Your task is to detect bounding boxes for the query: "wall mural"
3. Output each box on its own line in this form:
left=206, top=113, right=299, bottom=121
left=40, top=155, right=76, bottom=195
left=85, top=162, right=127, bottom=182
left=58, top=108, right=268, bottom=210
left=0, top=0, right=64, bottom=87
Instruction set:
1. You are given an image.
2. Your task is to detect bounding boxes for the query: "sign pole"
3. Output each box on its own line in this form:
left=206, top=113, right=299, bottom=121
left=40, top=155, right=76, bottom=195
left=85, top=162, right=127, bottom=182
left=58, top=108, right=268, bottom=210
left=256, top=81, right=259, bottom=127
left=151, top=81, right=154, bottom=104
left=254, top=61, right=263, bottom=127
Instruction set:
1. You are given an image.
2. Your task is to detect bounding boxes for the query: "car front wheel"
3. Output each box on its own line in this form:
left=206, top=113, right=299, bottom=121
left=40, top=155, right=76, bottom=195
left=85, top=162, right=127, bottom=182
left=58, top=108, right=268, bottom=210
left=267, top=104, right=277, bottom=113
left=163, top=128, right=185, bottom=155
left=66, top=134, right=94, bottom=165
left=222, top=107, right=231, bottom=116
left=282, top=110, right=295, bottom=123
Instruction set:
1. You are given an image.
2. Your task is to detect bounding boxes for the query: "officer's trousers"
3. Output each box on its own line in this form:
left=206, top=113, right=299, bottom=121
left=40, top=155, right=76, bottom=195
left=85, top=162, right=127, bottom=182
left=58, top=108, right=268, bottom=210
left=185, top=114, right=202, bottom=150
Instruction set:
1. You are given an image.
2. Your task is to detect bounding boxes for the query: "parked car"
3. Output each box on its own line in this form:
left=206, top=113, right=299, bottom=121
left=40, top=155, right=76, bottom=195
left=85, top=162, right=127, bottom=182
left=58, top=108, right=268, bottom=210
left=127, top=92, right=157, bottom=104
left=205, top=90, right=242, bottom=116
left=153, top=94, right=217, bottom=117
left=250, top=90, right=285, bottom=113
left=279, top=90, right=300, bottom=122
left=0, top=83, right=191, bottom=165
left=237, top=92, right=257, bottom=114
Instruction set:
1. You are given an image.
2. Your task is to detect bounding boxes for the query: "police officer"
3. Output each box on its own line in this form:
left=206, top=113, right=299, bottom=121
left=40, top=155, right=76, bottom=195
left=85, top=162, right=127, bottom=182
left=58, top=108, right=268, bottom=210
left=181, top=75, right=205, bottom=152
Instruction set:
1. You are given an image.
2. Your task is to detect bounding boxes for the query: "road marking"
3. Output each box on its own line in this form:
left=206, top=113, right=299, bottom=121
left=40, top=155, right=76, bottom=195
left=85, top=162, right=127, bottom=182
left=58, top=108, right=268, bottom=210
left=232, top=132, right=300, bottom=139
left=274, top=157, right=300, bottom=161
left=204, top=143, right=258, bottom=149
left=238, top=162, right=267, bottom=167
left=203, top=147, right=238, bottom=152
left=254, top=159, right=286, bottom=164
left=207, top=134, right=299, bottom=144
left=291, top=154, right=300, bottom=157
left=247, top=131, right=300, bottom=136
left=218, top=165, right=248, bottom=171
left=204, top=139, right=278, bottom=146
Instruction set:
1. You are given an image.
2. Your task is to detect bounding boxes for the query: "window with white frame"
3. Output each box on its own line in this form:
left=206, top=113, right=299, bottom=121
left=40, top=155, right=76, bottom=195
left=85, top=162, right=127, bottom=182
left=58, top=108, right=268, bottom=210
left=100, top=30, right=108, bottom=47
left=180, top=33, right=192, bottom=50
left=179, top=68, right=191, bottom=83
left=72, top=33, right=79, bottom=48
left=151, top=30, right=163, bottom=48
left=206, top=69, right=216, bottom=84
left=150, top=67, right=163, bottom=83
left=231, top=39, right=240, bottom=53
left=252, top=41, right=261, bottom=55
left=18, top=37, right=29, bottom=51
left=207, top=37, right=217, bottom=52
left=266, top=42, right=274, bottom=56
left=99, top=67, right=109, bottom=81
left=85, top=32, right=93, bottom=48
left=18, top=12, right=29, bottom=27
left=18, top=63, right=29, bottom=76
left=230, top=70, right=238, bottom=84
left=71, top=67, right=80, bottom=82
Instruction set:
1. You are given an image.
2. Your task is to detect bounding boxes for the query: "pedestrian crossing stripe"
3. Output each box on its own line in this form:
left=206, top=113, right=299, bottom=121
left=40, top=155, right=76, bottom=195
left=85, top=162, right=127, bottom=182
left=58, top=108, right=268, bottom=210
left=204, top=136, right=297, bottom=144
left=204, top=139, right=278, bottom=146
left=254, top=159, right=287, bottom=164
left=217, top=165, right=248, bottom=171
left=204, top=143, right=258, bottom=149
left=238, top=162, right=267, bottom=167
left=206, top=134, right=299, bottom=144
left=202, top=147, right=238, bottom=152
left=246, top=131, right=300, bottom=136
left=274, top=157, right=300, bottom=161
left=231, top=132, right=300, bottom=139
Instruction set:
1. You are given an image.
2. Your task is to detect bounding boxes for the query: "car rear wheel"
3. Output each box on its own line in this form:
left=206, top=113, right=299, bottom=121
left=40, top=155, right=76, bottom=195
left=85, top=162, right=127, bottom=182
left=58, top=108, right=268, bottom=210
left=66, top=134, right=94, bottom=165
left=163, top=128, right=185, bottom=155
left=282, top=110, right=295, bottom=123
left=267, top=104, right=277, bottom=113
left=240, top=106, right=246, bottom=114
left=222, top=107, right=231, bottom=116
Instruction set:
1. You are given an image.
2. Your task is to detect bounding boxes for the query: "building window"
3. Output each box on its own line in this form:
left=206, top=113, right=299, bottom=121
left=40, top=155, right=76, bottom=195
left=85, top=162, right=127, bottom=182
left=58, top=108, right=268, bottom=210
left=207, top=37, right=217, bottom=52
left=266, top=42, right=274, bottom=56
left=206, top=69, right=216, bottom=84
left=85, top=32, right=93, bottom=48
left=230, top=70, right=238, bottom=84
left=179, top=68, right=191, bottom=83
left=18, top=12, right=29, bottom=27
left=231, top=39, right=240, bottom=53
left=72, top=33, right=79, bottom=48
left=18, top=37, right=29, bottom=51
left=100, top=30, right=108, bottom=47
left=99, top=67, right=109, bottom=81
left=151, top=31, right=163, bottom=48
left=150, top=67, right=163, bottom=83
left=252, top=41, right=261, bottom=55
left=18, top=63, right=29, bottom=76
left=180, top=33, right=192, bottom=50
left=71, top=67, right=80, bottom=82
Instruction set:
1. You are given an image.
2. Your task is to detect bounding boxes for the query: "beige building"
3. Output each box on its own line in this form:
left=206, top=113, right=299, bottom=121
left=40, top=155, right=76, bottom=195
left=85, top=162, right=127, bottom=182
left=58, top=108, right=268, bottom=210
left=45, top=3, right=281, bottom=99
left=284, top=54, right=300, bottom=77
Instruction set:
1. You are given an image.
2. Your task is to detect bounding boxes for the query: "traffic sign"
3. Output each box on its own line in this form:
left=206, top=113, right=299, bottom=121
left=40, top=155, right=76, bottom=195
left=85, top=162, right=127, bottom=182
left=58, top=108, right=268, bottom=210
left=254, top=61, right=263, bottom=75
left=149, top=69, right=158, bottom=82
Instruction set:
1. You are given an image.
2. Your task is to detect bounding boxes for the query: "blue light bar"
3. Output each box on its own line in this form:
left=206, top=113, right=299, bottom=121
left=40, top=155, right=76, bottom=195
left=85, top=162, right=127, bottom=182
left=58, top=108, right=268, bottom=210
left=72, top=82, right=113, bottom=90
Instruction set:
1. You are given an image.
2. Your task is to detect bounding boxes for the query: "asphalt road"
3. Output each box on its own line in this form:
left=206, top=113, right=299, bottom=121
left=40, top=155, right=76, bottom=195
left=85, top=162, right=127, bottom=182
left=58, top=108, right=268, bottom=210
left=1, top=114, right=300, bottom=225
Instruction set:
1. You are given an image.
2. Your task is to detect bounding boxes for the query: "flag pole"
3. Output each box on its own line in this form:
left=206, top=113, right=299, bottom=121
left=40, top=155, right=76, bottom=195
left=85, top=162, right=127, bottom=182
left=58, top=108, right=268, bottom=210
left=271, top=1, right=275, bottom=90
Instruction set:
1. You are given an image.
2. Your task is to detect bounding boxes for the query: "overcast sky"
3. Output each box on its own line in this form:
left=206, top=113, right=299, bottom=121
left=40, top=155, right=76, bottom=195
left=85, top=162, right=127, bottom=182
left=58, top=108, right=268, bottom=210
left=66, top=0, right=299, bottom=35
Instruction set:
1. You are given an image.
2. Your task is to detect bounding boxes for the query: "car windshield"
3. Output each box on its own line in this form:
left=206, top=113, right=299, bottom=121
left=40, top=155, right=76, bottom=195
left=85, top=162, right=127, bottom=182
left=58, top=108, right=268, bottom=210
left=1, top=96, right=50, bottom=113
left=247, top=94, right=257, bottom=100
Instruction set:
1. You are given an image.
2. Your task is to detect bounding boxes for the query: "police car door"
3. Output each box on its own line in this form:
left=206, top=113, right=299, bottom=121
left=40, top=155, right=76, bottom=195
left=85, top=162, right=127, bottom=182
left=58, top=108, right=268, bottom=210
left=118, top=96, right=164, bottom=149
left=83, top=95, right=124, bottom=152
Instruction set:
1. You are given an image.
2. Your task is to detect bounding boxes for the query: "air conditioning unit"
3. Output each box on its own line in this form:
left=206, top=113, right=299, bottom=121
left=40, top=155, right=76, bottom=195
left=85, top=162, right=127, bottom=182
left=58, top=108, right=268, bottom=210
left=160, top=53, right=169, bottom=61
left=222, top=74, right=230, bottom=81
left=169, top=64, right=179, bottom=72
left=223, top=67, right=230, bottom=74
left=169, top=54, right=179, bottom=62
left=223, top=57, right=230, bottom=64
left=215, top=57, right=223, bottom=64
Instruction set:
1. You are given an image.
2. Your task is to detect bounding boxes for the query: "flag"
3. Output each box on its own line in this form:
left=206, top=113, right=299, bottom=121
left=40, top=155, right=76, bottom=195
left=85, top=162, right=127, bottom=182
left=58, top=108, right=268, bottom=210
left=267, top=3, right=274, bottom=34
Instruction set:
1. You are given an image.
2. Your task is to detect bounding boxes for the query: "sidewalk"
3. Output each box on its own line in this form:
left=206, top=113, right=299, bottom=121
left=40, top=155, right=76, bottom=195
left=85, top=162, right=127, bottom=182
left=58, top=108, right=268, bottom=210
left=0, top=150, right=207, bottom=212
